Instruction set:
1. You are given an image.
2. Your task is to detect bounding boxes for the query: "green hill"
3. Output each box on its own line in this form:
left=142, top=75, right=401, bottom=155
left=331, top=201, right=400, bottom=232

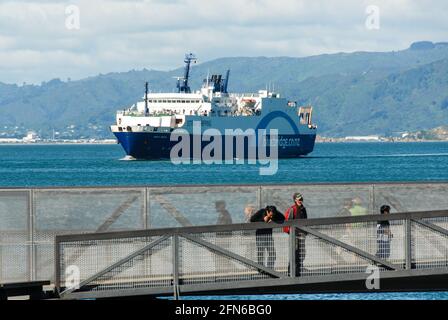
left=1, top=41, right=447, bottom=138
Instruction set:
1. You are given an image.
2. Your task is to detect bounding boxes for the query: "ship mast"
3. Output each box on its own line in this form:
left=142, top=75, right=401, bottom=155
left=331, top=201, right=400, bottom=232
left=177, top=53, right=197, bottom=93
left=223, top=69, right=230, bottom=93
left=144, top=82, right=149, bottom=116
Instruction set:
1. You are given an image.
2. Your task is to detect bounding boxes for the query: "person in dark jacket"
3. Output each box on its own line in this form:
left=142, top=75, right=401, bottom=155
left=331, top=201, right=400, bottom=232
left=284, top=192, right=308, bottom=276
left=250, top=205, right=285, bottom=269
left=376, top=205, right=393, bottom=259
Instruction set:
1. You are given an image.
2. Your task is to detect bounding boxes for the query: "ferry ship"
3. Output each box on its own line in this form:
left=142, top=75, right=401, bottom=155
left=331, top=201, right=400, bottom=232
left=110, top=53, right=317, bottom=160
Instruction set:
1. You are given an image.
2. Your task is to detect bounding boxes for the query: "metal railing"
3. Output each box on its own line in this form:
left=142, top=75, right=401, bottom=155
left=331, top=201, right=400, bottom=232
left=54, top=209, right=448, bottom=299
left=1, top=182, right=448, bottom=284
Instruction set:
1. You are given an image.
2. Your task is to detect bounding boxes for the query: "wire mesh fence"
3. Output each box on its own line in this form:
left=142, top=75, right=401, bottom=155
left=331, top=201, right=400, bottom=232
left=412, top=221, right=448, bottom=269
left=1, top=182, right=448, bottom=286
left=180, top=228, right=289, bottom=285
left=54, top=210, right=448, bottom=298
left=90, top=237, right=173, bottom=292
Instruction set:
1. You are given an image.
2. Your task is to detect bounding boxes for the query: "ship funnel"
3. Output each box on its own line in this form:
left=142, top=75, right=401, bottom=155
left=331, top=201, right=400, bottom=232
left=202, top=69, right=231, bottom=93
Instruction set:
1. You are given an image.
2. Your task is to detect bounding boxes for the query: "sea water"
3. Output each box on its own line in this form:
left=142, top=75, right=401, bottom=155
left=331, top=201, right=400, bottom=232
left=1, top=142, right=448, bottom=187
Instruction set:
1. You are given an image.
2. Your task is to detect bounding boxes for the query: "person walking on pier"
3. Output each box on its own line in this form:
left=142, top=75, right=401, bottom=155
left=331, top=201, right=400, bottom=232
left=243, top=204, right=257, bottom=260
left=215, top=201, right=234, bottom=274
left=376, top=205, right=393, bottom=259
left=283, top=192, right=308, bottom=276
left=250, top=206, right=285, bottom=269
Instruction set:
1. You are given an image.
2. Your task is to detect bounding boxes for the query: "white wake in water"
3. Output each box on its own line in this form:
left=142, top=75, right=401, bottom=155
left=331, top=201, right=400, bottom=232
left=119, top=155, right=137, bottom=161
left=312, top=153, right=448, bottom=159
left=360, top=153, right=448, bottom=158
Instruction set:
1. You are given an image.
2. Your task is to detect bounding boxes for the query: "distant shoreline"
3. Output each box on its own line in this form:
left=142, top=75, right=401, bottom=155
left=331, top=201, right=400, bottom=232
left=1, top=140, right=448, bottom=146
left=315, top=140, right=448, bottom=143
left=0, top=141, right=118, bottom=145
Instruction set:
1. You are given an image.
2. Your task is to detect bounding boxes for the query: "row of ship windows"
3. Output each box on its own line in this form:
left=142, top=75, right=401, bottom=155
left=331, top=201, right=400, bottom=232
left=147, top=99, right=202, bottom=103
left=118, top=126, right=173, bottom=133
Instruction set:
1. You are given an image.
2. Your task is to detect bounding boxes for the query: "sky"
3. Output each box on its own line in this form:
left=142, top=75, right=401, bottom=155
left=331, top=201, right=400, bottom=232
left=0, top=0, right=447, bottom=84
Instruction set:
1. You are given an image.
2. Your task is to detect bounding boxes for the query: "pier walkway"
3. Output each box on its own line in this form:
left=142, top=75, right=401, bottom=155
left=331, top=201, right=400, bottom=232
left=55, top=209, right=448, bottom=299
left=1, top=182, right=448, bottom=299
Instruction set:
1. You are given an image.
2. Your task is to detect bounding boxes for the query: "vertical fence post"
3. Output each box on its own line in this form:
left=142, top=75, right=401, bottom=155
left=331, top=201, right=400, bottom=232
left=0, top=212, right=2, bottom=282
left=144, top=188, right=150, bottom=276
left=146, top=188, right=152, bottom=229
left=29, top=189, right=36, bottom=281
left=54, top=236, right=61, bottom=295
left=366, top=184, right=375, bottom=253
left=172, top=234, right=180, bottom=300
left=258, top=186, right=262, bottom=210
left=370, top=184, right=375, bottom=215
left=405, top=218, right=412, bottom=269
left=143, top=188, right=148, bottom=229
left=289, top=225, right=296, bottom=278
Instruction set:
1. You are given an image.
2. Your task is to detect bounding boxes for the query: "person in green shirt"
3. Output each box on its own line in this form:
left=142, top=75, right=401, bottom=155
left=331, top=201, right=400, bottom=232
left=347, top=197, right=368, bottom=252
left=349, top=197, right=368, bottom=217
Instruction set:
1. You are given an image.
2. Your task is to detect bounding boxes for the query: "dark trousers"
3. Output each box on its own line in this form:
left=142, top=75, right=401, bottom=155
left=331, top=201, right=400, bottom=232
left=256, top=233, right=276, bottom=269
left=376, top=239, right=391, bottom=259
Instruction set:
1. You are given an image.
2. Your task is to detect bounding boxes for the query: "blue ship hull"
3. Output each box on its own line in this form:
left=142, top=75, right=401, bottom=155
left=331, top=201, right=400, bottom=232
left=113, top=132, right=316, bottom=159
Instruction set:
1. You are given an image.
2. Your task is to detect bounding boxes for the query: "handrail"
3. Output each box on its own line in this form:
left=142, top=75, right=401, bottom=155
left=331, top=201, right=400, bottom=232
left=2, top=181, right=448, bottom=191
left=55, top=209, right=448, bottom=243
left=55, top=208, right=448, bottom=298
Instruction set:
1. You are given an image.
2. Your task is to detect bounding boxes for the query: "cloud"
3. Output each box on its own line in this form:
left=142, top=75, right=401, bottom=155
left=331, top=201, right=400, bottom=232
left=0, top=0, right=447, bottom=84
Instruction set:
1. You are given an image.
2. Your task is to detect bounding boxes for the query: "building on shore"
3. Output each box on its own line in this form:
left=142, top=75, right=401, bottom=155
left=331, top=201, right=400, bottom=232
left=22, top=131, right=41, bottom=143
left=0, top=138, right=21, bottom=143
left=344, top=135, right=381, bottom=142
